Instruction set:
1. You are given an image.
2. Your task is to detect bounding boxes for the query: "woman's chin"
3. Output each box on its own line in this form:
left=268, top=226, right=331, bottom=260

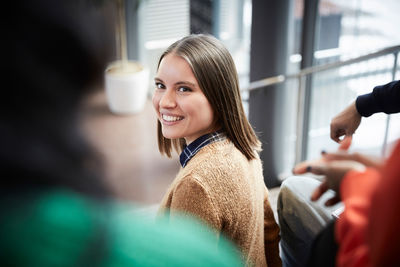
left=162, top=132, right=182, bottom=140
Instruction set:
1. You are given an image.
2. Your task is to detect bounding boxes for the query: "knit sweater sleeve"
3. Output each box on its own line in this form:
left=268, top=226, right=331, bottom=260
left=263, top=187, right=282, bottom=267
left=169, top=176, right=222, bottom=236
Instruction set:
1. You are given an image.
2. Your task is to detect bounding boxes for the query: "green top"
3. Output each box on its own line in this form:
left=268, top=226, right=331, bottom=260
left=0, top=190, right=243, bottom=267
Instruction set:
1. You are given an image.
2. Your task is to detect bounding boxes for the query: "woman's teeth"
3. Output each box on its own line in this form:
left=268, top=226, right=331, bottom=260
left=162, top=114, right=183, bottom=122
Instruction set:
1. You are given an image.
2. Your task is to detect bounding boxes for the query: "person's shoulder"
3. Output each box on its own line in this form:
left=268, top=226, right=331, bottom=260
left=6, top=190, right=100, bottom=229
left=106, top=206, right=243, bottom=267
left=0, top=190, right=243, bottom=267
left=0, top=190, right=104, bottom=266
left=183, top=141, right=251, bottom=185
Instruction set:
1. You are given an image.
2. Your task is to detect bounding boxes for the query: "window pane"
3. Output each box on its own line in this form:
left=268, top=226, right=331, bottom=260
left=306, top=0, right=400, bottom=160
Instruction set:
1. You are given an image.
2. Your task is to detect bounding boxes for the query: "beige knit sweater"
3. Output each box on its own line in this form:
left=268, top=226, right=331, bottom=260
left=158, top=139, right=281, bottom=267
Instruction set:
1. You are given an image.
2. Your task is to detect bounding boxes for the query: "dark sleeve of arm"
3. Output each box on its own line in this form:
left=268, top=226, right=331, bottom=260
left=355, top=80, right=400, bottom=117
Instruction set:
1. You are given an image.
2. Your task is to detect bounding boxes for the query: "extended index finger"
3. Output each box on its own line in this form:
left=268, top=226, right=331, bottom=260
left=338, top=135, right=352, bottom=151
left=311, top=180, right=329, bottom=201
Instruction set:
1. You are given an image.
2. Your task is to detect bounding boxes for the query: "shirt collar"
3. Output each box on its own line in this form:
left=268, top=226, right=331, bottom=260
left=179, top=131, right=226, bottom=168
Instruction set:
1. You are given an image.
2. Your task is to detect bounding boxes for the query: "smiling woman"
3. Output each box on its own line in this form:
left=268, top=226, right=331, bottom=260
left=152, top=34, right=282, bottom=267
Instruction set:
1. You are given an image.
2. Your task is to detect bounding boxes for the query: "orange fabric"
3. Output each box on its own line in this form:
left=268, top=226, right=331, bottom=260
left=335, top=141, right=400, bottom=267
left=335, top=168, right=380, bottom=267
left=368, top=142, right=400, bottom=266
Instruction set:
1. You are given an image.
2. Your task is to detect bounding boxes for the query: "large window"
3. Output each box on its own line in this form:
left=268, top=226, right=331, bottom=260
left=256, top=0, right=400, bottom=179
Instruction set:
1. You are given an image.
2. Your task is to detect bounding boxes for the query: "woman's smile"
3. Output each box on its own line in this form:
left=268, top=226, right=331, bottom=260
left=161, top=113, right=184, bottom=122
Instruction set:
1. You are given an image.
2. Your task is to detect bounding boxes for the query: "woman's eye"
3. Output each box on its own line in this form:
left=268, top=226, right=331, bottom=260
left=155, top=82, right=165, bottom=89
left=178, top=87, right=191, bottom=92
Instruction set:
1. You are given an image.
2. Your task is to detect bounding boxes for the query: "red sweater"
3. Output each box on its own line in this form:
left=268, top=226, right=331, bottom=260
left=335, top=141, right=400, bottom=267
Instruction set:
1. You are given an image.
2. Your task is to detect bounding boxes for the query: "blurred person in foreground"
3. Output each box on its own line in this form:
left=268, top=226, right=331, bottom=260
left=278, top=80, right=400, bottom=267
left=0, top=1, right=242, bottom=266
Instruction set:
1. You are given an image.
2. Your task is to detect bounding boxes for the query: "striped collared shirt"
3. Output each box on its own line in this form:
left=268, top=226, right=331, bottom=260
left=179, top=131, right=226, bottom=168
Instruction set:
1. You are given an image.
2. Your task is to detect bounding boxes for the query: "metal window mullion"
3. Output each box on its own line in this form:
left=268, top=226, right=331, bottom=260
left=382, top=51, right=399, bottom=156
left=295, top=75, right=305, bottom=164
left=298, top=0, right=320, bottom=162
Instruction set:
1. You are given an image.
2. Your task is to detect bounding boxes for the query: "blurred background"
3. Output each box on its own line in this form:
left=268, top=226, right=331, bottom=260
left=83, top=0, right=400, bottom=208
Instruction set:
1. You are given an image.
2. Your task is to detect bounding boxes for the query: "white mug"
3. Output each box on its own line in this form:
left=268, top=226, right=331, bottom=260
left=105, top=60, right=149, bottom=114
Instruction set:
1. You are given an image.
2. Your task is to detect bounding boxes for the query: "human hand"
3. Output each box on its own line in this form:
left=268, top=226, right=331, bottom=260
left=292, top=136, right=352, bottom=174
left=307, top=160, right=366, bottom=205
left=292, top=136, right=365, bottom=205
left=310, top=143, right=382, bottom=205
left=330, top=101, right=361, bottom=143
left=322, top=150, right=383, bottom=170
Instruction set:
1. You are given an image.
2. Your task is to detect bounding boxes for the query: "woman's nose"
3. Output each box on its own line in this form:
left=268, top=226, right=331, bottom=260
left=159, top=89, right=176, bottom=108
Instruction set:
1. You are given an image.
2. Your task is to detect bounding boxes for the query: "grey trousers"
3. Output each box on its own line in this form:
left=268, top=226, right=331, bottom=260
left=277, top=176, right=343, bottom=267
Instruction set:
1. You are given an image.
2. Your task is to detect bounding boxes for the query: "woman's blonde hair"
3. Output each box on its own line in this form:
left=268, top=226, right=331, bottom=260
left=156, top=34, right=261, bottom=160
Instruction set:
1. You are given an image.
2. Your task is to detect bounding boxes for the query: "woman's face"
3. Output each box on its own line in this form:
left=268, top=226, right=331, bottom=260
left=152, top=53, right=216, bottom=144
